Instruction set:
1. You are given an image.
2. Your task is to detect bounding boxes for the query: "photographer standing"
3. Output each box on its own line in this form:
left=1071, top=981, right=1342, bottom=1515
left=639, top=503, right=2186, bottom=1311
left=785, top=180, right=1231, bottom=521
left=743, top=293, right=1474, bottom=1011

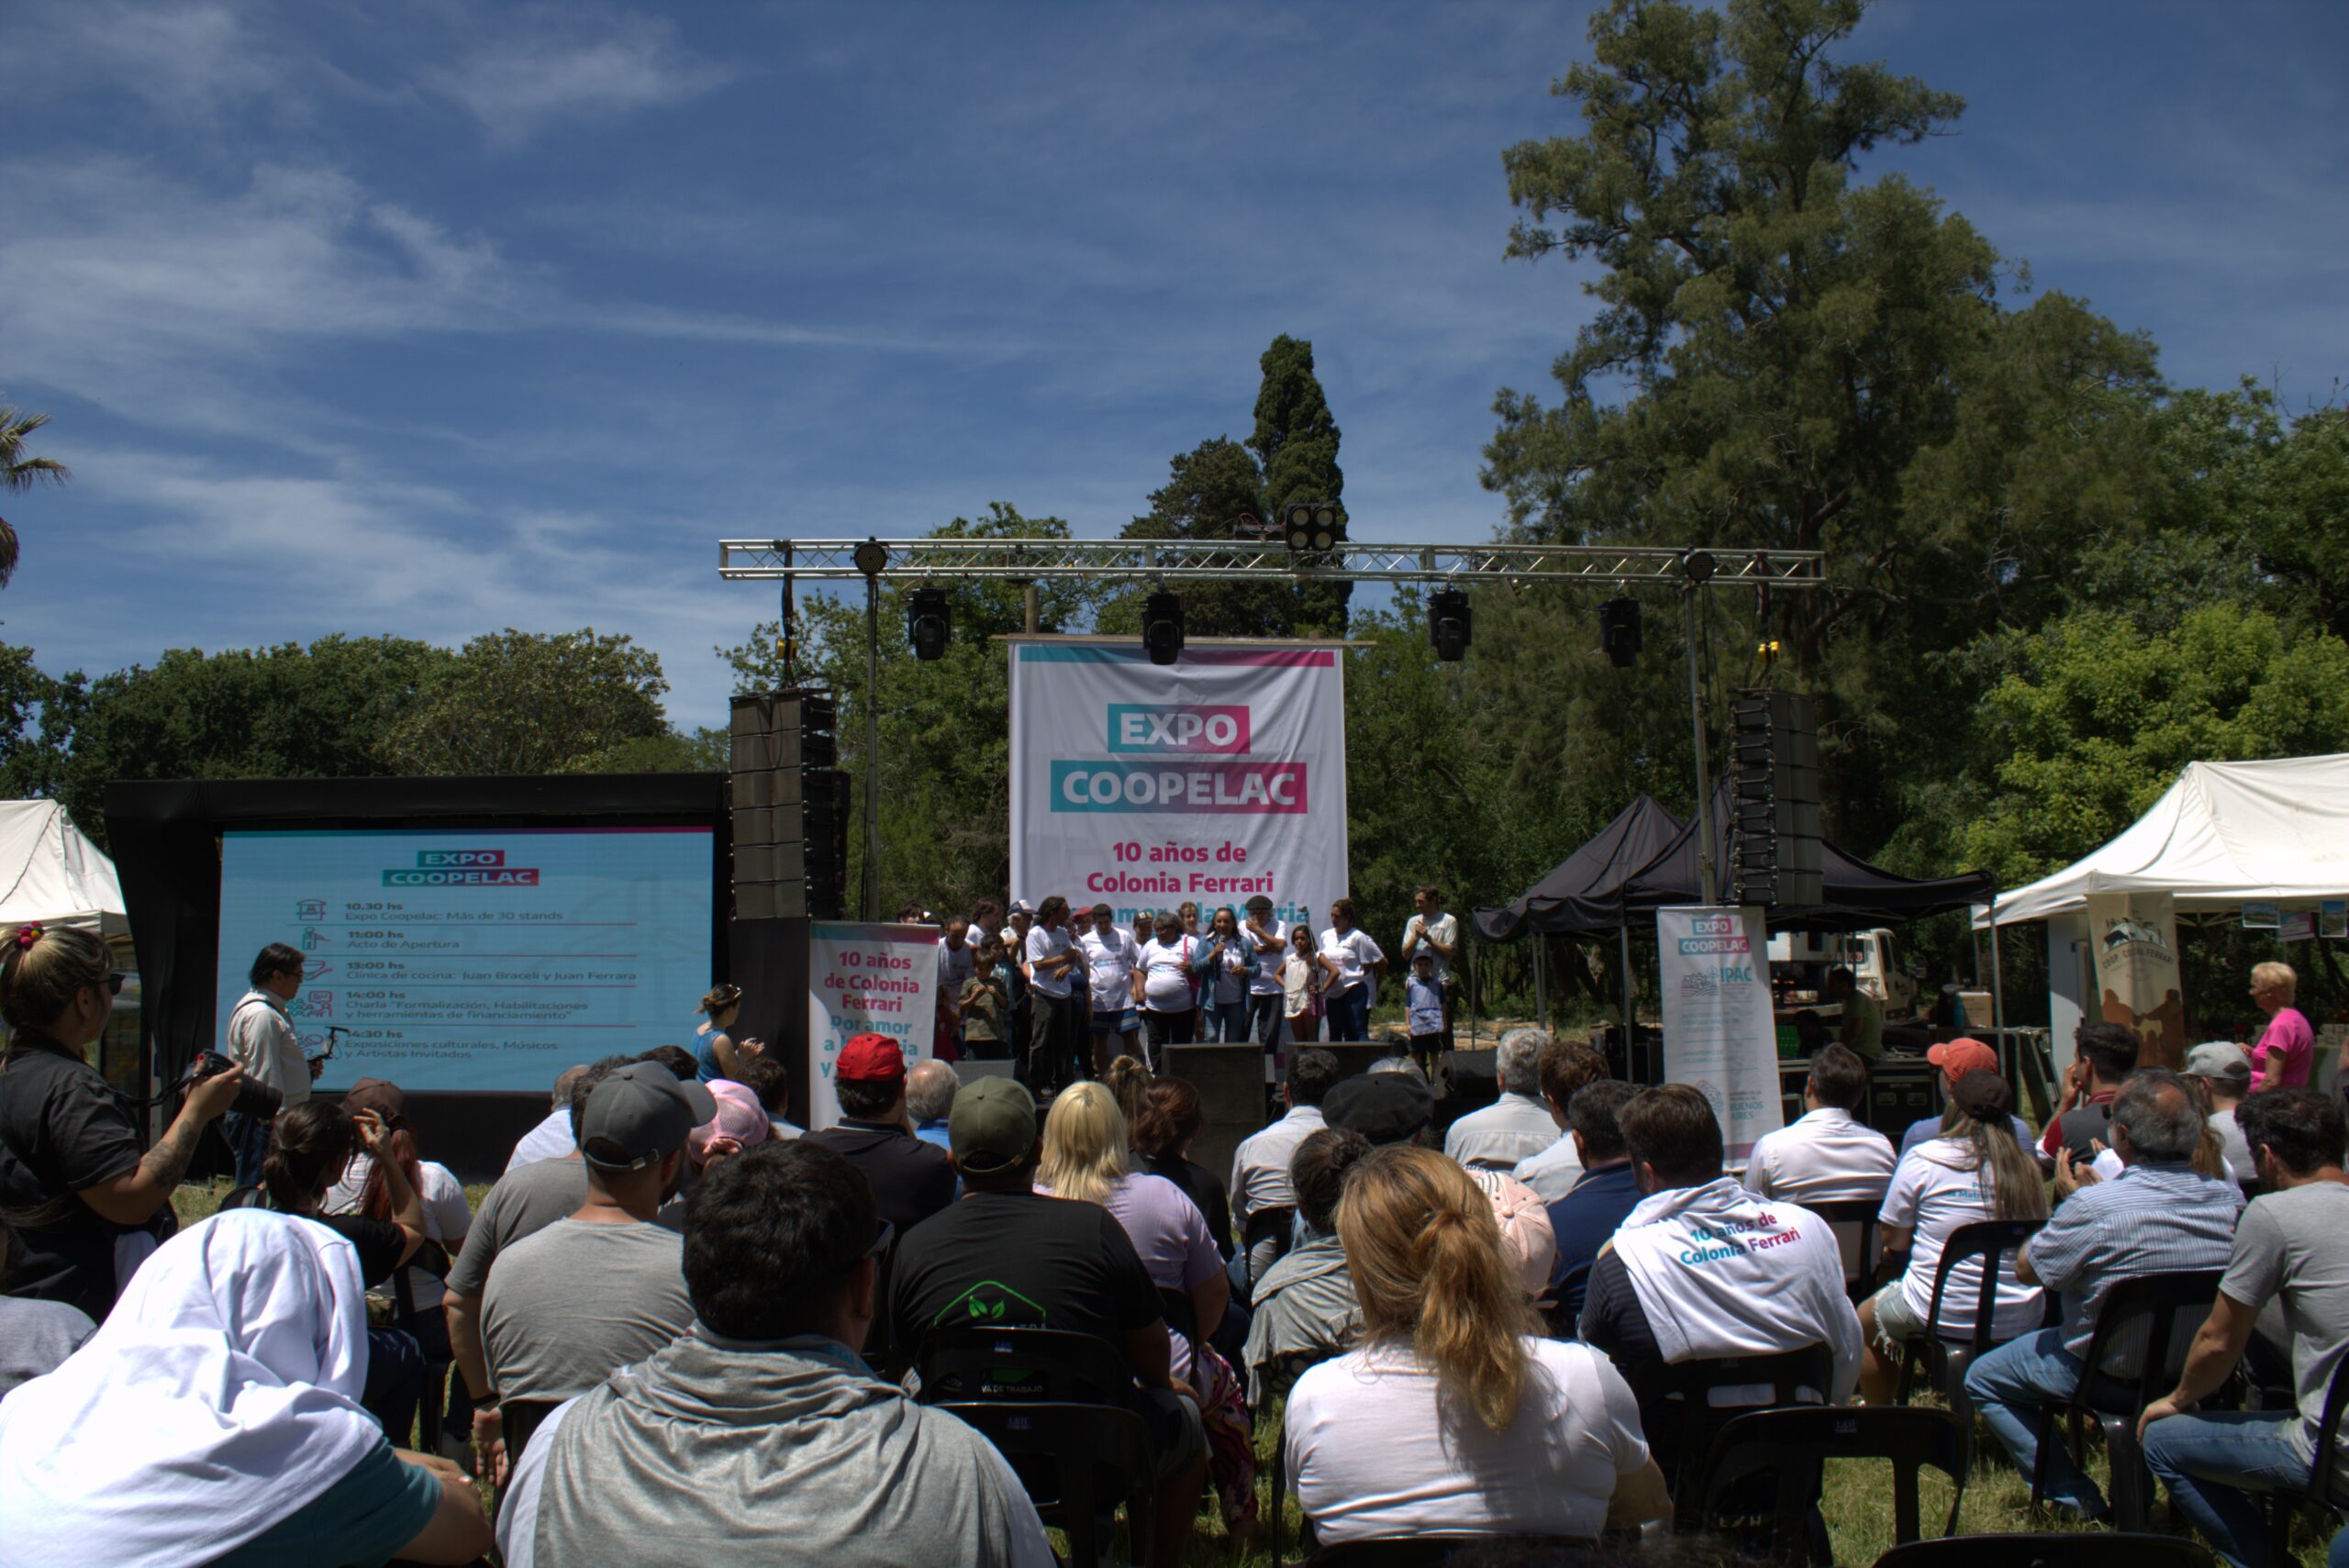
left=225, top=942, right=319, bottom=1188
left=0, top=923, right=247, bottom=1319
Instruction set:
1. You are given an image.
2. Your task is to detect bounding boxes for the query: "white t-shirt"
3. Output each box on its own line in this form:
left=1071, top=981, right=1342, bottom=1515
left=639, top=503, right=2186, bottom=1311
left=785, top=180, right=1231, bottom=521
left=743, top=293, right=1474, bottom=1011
left=1286, top=1337, right=1649, bottom=1545
left=1244, top=923, right=1287, bottom=995
left=1399, top=911, right=1459, bottom=984
left=1023, top=924, right=1075, bottom=999
left=323, top=1156, right=473, bottom=1307
left=1319, top=928, right=1384, bottom=996
left=937, top=937, right=976, bottom=994
left=1745, top=1109, right=1898, bottom=1207
left=504, top=1107, right=575, bottom=1174
left=1139, top=936, right=1198, bottom=1012
left=1077, top=929, right=1141, bottom=1010
left=1879, top=1138, right=2043, bottom=1340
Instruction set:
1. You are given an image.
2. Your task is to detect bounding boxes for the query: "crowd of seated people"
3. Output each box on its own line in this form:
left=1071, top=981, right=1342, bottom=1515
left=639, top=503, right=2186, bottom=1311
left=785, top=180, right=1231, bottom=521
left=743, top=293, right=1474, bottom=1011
left=6, top=908, right=2349, bottom=1568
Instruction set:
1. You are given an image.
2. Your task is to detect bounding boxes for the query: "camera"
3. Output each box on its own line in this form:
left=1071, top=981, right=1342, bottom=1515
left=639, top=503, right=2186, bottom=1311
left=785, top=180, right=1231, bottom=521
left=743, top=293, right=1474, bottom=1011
left=183, top=1051, right=284, bottom=1119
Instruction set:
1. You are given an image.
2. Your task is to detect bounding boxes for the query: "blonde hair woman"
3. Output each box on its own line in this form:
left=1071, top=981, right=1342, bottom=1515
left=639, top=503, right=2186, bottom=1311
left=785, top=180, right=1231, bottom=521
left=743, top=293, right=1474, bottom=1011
left=1035, top=1082, right=1257, bottom=1534
left=1284, top=1145, right=1669, bottom=1546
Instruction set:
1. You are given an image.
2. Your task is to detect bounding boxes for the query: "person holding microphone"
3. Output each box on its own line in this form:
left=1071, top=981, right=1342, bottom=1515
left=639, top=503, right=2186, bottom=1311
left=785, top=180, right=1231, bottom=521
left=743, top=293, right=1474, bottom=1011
left=0, top=923, right=247, bottom=1319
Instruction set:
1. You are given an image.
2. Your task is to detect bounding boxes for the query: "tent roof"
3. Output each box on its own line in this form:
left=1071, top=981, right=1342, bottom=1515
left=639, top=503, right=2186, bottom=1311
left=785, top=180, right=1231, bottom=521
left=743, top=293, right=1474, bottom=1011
left=1475, top=785, right=1994, bottom=939
left=0, top=800, right=128, bottom=938
left=1472, top=795, right=1686, bottom=940
left=1977, top=754, right=2349, bottom=927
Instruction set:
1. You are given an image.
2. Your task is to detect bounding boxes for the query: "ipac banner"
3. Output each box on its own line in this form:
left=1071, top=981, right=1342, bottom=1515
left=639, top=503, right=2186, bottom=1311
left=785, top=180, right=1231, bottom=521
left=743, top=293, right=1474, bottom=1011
left=1008, top=640, right=1348, bottom=932
left=214, top=827, right=714, bottom=1093
left=2086, top=891, right=2185, bottom=1071
left=806, top=921, right=939, bottom=1131
left=1655, top=905, right=1784, bottom=1164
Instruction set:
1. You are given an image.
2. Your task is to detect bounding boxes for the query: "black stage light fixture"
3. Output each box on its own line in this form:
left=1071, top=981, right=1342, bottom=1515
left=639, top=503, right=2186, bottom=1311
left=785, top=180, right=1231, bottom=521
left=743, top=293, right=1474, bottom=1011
left=1141, top=591, right=1185, bottom=665
left=1283, top=500, right=1344, bottom=552
left=1428, top=587, right=1471, bottom=662
left=1598, top=596, right=1642, bottom=668
left=907, top=588, right=951, bottom=661
left=852, top=538, right=888, bottom=576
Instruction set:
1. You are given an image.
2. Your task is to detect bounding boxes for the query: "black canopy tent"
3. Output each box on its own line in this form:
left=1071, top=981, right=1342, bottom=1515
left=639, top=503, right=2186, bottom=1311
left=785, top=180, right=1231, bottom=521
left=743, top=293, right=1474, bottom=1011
left=1474, top=783, right=1997, bottom=1032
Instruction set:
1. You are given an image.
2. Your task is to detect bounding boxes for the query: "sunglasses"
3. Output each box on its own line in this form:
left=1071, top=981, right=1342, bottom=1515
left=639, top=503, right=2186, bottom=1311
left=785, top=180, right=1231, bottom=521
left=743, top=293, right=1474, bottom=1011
left=101, top=972, right=126, bottom=997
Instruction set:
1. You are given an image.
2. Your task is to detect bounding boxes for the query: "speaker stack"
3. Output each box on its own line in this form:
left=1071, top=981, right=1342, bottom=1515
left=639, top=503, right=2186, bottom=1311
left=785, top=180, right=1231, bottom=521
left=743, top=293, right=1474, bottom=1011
left=729, top=690, right=848, bottom=920
left=1728, top=688, right=1823, bottom=909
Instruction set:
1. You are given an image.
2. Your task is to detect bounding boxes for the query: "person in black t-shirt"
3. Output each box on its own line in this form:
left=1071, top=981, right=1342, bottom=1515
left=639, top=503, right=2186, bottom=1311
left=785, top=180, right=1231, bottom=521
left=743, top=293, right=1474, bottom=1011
left=0, top=923, right=247, bottom=1320
left=890, top=1076, right=1208, bottom=1568
left=805, top=1033, right=957, bottom=1233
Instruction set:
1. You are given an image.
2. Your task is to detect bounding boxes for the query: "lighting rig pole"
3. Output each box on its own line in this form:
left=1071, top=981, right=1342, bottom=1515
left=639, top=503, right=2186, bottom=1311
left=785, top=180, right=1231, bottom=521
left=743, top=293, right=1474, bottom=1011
left=723, top=532, right=1824, bottom=914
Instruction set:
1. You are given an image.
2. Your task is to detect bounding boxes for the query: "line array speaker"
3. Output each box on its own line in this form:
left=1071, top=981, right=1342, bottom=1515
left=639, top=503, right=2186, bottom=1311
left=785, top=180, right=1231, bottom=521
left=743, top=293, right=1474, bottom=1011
left=729, top=690, right=847, bottom=919
left=1728, top=687, right=1823, bottom=909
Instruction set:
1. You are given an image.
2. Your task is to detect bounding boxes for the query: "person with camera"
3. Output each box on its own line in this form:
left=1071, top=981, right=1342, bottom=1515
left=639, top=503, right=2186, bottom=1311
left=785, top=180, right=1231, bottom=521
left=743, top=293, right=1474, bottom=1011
left=0, top=923, right=248, bottom=1320
left=224, top=941, right=321, bottom=1189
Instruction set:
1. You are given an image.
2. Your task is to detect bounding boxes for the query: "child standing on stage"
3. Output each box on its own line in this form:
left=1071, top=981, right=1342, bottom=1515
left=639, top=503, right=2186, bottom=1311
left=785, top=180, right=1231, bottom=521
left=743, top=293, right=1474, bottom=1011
left=1405, top=949, right=1446, bottom=1078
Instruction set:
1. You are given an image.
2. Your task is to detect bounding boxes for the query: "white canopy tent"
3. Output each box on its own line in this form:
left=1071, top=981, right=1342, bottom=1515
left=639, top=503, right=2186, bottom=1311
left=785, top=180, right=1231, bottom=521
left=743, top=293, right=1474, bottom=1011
left=1972, top=754, right=2349, bottom=1075
left=1976, top=754, right=2349, bottom=927
left=0, top=799, right=128, bottom=938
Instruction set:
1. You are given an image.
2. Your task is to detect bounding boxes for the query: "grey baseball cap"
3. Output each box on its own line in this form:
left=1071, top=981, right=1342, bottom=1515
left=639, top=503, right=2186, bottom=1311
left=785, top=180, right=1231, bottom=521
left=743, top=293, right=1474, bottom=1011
left=2184, top=1041, right=2253, bottom=1087
left=580, top=1061, right=717, bottom=1171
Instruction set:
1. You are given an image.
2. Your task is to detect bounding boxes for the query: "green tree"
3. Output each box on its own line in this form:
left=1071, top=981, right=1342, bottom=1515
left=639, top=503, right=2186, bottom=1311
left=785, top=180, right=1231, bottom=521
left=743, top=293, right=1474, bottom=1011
left=1106, top=438, right=1302, bottom=638
left=0, top=398, right=72, bottom=589
left=384, top=628, right=669, bottom=776
left=1250, top=334, right=1352, bottom=633
left=1957, top=603, right=2349, bottom=888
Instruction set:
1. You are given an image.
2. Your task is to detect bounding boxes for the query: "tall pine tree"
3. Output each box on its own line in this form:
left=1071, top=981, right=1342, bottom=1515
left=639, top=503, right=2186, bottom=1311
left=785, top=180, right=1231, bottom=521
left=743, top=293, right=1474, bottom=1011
left=1251, top=334, right=1352, bottom=634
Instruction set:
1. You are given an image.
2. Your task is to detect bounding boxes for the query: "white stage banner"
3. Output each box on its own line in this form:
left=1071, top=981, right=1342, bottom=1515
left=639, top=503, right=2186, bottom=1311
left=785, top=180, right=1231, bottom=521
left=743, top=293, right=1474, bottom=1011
left=1008, top=640, right=1347, bottom=932
left=1656, top=905, right=1784, bottom=1164
left=806, top=920, right=939, bottom=1131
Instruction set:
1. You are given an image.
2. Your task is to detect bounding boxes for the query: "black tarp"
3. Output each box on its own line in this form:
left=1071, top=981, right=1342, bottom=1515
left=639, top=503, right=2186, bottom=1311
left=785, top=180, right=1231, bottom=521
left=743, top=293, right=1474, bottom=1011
left=1475, top=784, right=1995, bottom=939
left=1471, top=795, right=1686, bottom=940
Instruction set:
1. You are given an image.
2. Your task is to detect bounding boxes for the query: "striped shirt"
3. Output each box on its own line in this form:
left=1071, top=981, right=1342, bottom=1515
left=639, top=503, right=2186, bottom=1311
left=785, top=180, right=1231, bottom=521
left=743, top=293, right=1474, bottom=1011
left=2024, top=1159, right=2244, bottom=1356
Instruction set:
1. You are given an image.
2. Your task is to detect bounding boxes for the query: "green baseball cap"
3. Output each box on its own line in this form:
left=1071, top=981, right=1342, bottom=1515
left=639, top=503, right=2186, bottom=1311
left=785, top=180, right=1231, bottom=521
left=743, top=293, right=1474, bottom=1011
left=950, top=1076, right=1039, bottom=1174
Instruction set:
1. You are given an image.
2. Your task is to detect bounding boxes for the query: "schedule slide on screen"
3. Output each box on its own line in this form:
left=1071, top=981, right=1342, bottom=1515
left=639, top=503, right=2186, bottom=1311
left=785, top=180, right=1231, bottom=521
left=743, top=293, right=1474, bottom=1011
left=214, top=828, right=715, bottom=1093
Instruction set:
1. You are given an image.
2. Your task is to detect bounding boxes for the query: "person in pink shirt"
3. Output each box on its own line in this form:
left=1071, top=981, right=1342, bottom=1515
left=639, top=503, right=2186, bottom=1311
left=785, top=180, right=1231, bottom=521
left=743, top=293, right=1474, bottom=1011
left=2248, top=961, right=2314, bottom=1092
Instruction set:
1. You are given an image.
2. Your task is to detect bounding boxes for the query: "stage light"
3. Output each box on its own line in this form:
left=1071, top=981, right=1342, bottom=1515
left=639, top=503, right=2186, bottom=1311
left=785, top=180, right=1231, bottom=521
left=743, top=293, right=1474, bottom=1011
left=1680, top=549, right=1717, bottom=584
left=852, top=538, right=888, bottom=576
left=1141, top=591, right=1185, bottom=665
left=1283, top=500, right=1344, bottom=552
left=1598, top=596, right=1642, bottom=668
left=1428, top=587, right=1471, bottom=662
left=907, top=588, right=951, bottom=661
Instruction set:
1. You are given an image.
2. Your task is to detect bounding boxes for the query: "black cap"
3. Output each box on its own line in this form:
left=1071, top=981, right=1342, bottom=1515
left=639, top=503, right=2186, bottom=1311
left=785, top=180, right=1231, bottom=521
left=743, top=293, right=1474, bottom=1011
left=1324, top=1073, right=1435, bottom=1147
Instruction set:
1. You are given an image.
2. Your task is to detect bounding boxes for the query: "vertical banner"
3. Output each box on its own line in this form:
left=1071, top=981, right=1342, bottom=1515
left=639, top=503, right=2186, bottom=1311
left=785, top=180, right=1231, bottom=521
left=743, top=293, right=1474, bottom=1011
left=2087, top=892, right=2186, bottom=1070
left=1656, top=906, right=1783, bottom=1164
left=1008, top=640, right=1348, bottom=931
left=806, top=920, right=939, bottom=1131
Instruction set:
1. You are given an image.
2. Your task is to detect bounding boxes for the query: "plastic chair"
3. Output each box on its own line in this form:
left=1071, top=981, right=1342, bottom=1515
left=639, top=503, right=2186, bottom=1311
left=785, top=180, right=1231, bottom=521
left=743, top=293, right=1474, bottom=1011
left=1809, top=1197, right=1886, bottom=1302
left=1874, top=1532, right=2215, bottom=1568
left=2266, top=1347, right=2349, bottom=1567
left=2027, top=1269, right=2221, bottom=1529
left=1698, top=1405, right=1965, bottom=1566
left=1307, top=1536, right=1603, bottom=1568
left=915, top=1327, right=1161, bottom=1567
left=1893, top=1218, right=2042, bottom=1455
left=1631, top=1344, right=1832, bottom=1528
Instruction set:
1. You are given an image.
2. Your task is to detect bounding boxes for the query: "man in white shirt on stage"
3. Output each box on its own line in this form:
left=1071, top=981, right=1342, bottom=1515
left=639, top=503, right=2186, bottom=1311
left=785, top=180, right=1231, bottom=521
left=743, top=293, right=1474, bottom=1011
left=224, top=942, right=318, bottom=1189
left=1444, top=1028, right=1564, bottom=1172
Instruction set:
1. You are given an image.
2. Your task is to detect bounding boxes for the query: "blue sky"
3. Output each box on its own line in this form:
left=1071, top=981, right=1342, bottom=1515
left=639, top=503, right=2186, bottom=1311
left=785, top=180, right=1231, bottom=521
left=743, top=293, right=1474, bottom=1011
left=4, top=0, right=2343, bottom=732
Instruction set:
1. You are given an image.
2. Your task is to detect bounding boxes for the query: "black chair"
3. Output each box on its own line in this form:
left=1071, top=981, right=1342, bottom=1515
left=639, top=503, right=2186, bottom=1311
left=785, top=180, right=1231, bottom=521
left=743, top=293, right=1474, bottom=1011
left=2266, top=1346, right=2349, bottom=1568
left=1633, top=1344, right=1832, bottom=1528
left=386, top=1240, right=454, bottom=1452
left=915, top=1327, right=1159, bottom=1568
left=2027, top=1269, right=2221, bottom=1529
left=1809, top=1197, right=1887, bottom=1303
left=1698, top=1405, right=1965, bottom=1566
left=1244, top=1204, right=1300, bottom=1289
left=1307, top=1536, right=1601, bottom=1568
left=499, top=1398, right=558, bottom=1468
left=1874, top=1532, right=2215, bottom=1568
left=1893, top=1218, right=2043, bottom=1457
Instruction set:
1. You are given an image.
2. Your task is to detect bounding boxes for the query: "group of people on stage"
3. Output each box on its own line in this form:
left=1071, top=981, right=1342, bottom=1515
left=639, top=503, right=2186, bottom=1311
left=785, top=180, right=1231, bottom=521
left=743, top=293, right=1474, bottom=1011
left=907, top=884, right=1463, bottom=1095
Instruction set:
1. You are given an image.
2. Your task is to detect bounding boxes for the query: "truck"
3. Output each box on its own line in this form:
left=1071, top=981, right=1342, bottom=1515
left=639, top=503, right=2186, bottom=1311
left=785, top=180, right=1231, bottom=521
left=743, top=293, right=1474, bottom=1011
left=1765, top=929, right=1920, bottom=1021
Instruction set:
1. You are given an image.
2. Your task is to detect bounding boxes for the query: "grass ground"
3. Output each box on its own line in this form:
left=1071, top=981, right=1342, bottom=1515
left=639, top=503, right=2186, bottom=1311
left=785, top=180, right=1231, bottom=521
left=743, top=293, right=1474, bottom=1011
left=169, top=1178, right=2336, bottom=1566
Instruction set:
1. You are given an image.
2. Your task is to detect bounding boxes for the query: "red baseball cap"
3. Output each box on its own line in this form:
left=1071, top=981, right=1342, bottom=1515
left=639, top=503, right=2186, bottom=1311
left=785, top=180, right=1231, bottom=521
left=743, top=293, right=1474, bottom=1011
left=836, top=1033, right=908, bottom=1084
left=1926, top=1037, right=1998, bottom=1090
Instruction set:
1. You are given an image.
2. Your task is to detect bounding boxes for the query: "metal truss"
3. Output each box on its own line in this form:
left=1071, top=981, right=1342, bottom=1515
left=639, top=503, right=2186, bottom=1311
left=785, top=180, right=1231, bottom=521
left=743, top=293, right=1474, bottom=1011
left=718, top=537, right=1826, bottom=589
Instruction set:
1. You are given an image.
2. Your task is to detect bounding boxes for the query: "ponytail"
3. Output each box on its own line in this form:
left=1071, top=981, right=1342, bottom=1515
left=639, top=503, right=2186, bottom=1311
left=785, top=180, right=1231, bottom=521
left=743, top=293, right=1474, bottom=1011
left=1336, top=1145, right=1533, bottom=1432
left=263, top=1100, right=354, bottom=1214
left=2, top=923, right=110, bottom=1036
left=1956, top=1111, right=2049, bottom=1222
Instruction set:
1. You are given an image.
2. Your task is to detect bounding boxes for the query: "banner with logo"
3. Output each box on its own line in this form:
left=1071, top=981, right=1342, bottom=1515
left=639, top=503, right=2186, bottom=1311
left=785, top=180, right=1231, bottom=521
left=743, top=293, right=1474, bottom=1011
left=2086, top=891, right=2185, bottom=1070
left=807, top=920, right=939, bottom=1131
left=1656, top=906, right=1784, bottom=1164
left=1008, top=640, right=1348, bottom=934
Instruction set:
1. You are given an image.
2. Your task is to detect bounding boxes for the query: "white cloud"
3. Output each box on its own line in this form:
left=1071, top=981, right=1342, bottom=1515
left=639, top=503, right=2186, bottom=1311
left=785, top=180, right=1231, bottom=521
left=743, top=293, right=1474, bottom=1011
left=0, top=0, right=274, bottom=123
left=423, top=6, right=735, bottom=146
